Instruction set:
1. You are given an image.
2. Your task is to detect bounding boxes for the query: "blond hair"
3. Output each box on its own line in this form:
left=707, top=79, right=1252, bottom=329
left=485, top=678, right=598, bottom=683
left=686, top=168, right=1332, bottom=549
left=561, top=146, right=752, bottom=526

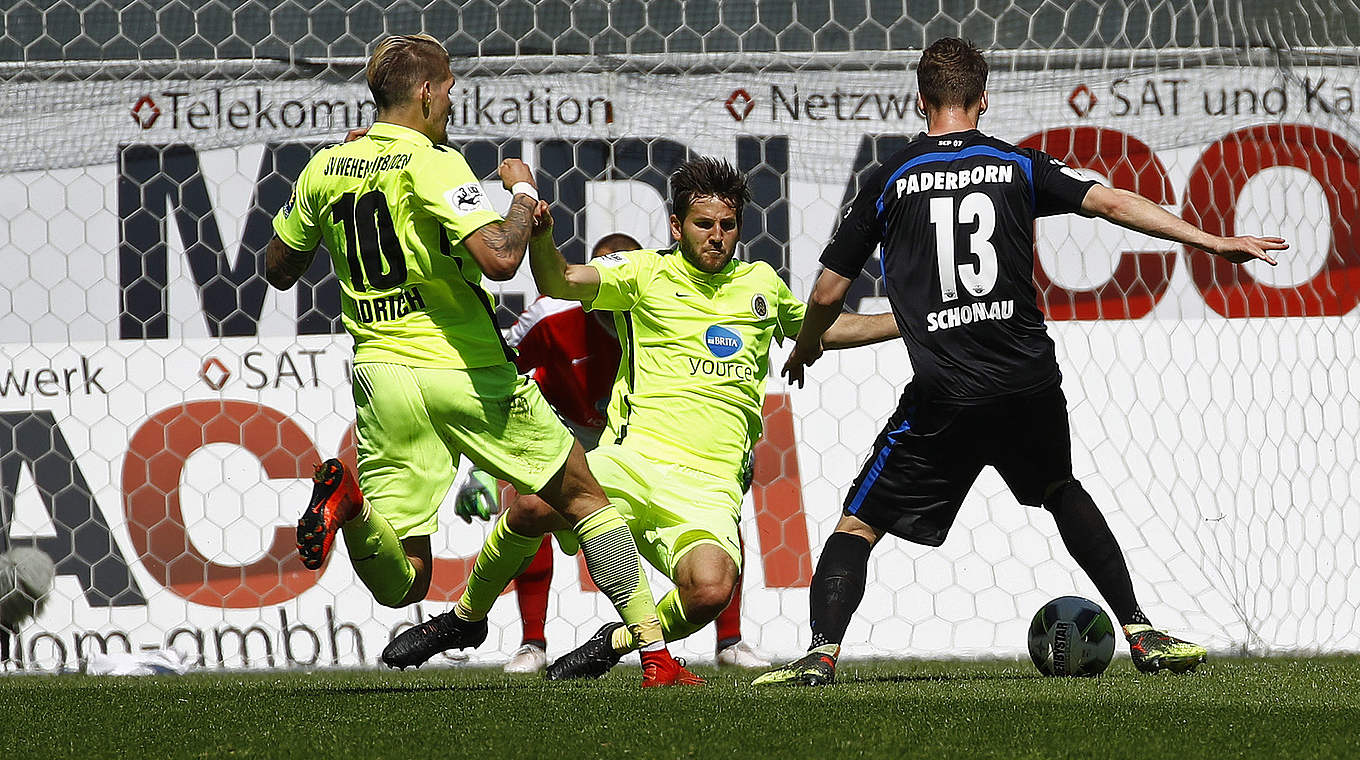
left=366, top=34, right=451, bottom=110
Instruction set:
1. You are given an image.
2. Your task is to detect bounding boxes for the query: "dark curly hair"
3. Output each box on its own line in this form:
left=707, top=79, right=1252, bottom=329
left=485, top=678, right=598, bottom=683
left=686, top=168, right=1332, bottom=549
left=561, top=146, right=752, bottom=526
left=670, top=157, right=750, bottom=226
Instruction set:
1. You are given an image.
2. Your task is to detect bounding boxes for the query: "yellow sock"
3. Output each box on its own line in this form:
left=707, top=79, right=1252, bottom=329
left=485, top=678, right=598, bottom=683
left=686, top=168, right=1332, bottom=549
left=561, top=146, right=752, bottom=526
left=341, top=503, right=414, bottom=607
left=657, top=588, right=705, bottom=643
left=455, top=518, right=543, bottom=621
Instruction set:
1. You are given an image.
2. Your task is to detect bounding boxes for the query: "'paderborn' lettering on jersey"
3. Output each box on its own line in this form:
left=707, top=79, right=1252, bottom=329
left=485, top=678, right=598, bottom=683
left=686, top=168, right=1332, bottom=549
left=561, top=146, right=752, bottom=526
left=821, top=130, right=1098, bottom=404
left=585, top=249, right=806, bottom=482
left=273, top=121, right=512, bottom=369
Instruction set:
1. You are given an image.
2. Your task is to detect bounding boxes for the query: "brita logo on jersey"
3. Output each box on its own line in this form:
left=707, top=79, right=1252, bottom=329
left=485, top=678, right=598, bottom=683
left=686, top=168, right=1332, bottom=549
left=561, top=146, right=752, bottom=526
left=690, top=327, right=755, bottom=381
left=704, top=325, right=743, bottom=358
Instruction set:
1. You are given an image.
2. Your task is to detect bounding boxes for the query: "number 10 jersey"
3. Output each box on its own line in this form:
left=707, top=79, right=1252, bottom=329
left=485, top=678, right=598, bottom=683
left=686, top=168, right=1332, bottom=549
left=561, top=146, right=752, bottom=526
left=273, top=121, right=511, bottom=369
left=821, top=129, right=1098, bottom=404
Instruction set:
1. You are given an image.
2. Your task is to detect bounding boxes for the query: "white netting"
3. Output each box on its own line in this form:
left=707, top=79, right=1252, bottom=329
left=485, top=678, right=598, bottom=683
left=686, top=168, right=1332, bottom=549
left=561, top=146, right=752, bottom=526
left=3, top=1, right=1360, bottom=670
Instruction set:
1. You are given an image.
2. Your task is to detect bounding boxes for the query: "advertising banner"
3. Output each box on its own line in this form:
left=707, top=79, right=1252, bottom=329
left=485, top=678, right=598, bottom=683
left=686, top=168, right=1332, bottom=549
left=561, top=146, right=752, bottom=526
left=3, top=65, right=1358, bottom=668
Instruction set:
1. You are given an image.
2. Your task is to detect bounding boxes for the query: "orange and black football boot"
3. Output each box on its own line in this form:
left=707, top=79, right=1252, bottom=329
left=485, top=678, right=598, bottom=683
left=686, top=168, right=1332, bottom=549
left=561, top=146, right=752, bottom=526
left=295, top=458, right=362, bottom=570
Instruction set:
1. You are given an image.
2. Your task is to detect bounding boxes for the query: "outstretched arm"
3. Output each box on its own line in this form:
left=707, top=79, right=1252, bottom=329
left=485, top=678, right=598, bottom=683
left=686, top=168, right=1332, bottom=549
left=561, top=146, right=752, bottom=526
left=525, top=202, right=601, bottom=302
left=265, top=236, right=316, bottom=290
left=782, top=268, right=853, bottom=388
left=1081, top=185, right=1287, bottom=265
left=821, top=312, right=900, bottom=350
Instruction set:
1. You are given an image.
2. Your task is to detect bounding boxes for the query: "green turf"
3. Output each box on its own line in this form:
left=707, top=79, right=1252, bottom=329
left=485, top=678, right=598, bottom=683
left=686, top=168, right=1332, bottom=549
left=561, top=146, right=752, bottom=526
left=1, top=656, right=1356, bottom=759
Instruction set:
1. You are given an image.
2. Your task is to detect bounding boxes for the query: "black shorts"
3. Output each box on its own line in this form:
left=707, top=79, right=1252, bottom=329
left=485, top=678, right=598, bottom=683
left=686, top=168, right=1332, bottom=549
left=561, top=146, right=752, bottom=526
left=842, top=382, right=1073, bottom=546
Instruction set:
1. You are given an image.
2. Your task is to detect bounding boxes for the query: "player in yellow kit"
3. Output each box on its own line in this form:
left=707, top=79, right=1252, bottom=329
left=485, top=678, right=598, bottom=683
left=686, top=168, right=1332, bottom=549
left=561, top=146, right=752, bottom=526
left=380, top=156, right=901, bottom=678
left=265, top=33, right=699, bottom=686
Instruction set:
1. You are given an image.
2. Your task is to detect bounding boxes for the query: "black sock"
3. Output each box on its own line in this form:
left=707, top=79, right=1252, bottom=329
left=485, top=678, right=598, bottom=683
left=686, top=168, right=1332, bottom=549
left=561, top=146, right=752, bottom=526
left=1046, top=481, right=1150, bottom=628
left=808, top=532, right=873, bottom=650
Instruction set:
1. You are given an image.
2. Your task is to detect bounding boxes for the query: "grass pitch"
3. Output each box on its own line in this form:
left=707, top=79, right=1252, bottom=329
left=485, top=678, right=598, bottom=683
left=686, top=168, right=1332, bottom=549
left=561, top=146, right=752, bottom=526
left=1, top=656, right=1356, bottom=759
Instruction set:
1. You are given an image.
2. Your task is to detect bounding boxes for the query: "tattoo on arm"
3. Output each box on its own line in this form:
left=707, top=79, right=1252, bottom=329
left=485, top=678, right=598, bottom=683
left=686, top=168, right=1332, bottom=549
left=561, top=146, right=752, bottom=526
left=479, top=195, right=538, bottom=259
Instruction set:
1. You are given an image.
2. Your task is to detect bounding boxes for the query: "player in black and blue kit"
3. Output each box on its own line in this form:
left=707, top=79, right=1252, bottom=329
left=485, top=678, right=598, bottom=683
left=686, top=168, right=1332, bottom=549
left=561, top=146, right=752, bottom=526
left=756, top=38, right=1288, bottom=685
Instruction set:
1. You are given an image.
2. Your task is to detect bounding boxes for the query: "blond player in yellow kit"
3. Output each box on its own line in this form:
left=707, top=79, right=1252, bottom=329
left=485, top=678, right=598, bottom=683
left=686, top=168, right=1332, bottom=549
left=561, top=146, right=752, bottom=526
left=265, top=33, right=699, bottom=686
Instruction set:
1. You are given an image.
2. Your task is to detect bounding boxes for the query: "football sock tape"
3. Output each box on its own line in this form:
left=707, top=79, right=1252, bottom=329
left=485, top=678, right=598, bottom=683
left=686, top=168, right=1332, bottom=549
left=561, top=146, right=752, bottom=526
left=609, top=588, right=704, bottom=655
left=575, top=506, right=664, bottom=650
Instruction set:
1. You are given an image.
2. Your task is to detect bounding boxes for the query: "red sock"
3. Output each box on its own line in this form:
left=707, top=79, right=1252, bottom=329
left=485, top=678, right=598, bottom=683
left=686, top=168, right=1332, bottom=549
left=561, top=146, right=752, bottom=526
left=515, top=539, right=554, bottom=647
left=639, top=648, right=677, bottom=668
left=715, top=578, right=743, bottom=648
left=715, top=534, right=745, bottom=649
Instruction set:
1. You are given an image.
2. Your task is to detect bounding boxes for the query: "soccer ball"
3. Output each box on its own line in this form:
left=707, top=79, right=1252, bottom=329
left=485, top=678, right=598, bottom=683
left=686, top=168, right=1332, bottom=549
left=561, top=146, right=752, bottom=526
left=1027, top=596, right=1116, bottom=677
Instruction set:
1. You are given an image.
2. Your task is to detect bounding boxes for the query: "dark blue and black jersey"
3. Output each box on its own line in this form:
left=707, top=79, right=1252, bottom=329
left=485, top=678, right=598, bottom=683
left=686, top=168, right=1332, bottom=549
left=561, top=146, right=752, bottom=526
left=822, top=129, right=1098, bottom=404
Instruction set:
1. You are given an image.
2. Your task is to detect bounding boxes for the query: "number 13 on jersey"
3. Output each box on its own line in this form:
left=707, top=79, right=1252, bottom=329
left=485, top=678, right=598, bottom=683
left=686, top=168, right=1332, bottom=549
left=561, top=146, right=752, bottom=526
left=930, top=192, right=998, bottom=302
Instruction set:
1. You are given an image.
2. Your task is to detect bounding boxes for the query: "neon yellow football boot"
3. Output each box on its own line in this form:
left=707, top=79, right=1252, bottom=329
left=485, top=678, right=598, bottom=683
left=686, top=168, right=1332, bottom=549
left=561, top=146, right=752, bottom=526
left=752, top=644, right=839, bottom=686
left=1124, top=624, right=1207, bottom=674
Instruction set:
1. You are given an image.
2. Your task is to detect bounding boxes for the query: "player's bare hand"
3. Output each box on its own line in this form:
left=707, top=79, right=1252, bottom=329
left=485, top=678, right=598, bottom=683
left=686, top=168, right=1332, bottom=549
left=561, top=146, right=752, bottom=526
left=1211, top=235, right=1288, bottom=266
left=498, top=159, right=535, bottom=191
left=344, top=127, right=369, bottom=143
left=781, top=341, right=824, bottom=389
left=531, top=200, right=554, bottom=238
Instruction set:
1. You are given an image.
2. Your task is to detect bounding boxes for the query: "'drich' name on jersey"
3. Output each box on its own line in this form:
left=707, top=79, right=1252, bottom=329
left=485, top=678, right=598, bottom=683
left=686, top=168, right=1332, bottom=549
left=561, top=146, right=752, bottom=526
left=821, top=130, right=1098, bottom=403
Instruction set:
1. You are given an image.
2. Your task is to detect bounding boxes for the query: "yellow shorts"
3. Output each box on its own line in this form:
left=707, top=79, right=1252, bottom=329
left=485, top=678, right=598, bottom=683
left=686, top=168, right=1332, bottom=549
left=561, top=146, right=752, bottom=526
left=352, top=362, right=573, bottom=538
left=583, top=443, right=743, bottom=577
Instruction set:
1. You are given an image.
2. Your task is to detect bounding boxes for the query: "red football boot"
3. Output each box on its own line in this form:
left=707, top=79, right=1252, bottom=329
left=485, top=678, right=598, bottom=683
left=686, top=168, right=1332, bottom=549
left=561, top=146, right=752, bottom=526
left=296, top=458, right=362, bottom=570
left=640, top=650, right=706, bottom=687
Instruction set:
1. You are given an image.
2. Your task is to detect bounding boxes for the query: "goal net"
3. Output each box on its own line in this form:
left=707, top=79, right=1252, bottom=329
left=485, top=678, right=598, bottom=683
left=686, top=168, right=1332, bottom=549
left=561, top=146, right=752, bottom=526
left=2, top=0, right=1359, bottom=670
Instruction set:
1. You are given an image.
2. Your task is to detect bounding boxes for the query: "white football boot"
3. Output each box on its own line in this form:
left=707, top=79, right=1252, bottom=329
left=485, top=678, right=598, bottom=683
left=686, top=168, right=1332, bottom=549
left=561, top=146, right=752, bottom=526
left=503, top=643, right=548, bottom=674
left=716, top=640, right=771, bottom=668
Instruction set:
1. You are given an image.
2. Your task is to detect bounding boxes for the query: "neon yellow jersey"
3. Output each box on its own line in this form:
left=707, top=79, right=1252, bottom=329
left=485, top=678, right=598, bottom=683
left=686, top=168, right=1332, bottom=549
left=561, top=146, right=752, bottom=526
left=273, top=122, right=512, bottom=369
left=586, top=248, right=806, bottom=482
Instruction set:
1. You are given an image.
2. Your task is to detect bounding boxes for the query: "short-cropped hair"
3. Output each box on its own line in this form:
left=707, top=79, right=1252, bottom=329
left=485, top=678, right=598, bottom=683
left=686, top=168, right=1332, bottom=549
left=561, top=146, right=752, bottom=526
left=917, top=37, right=988, bottom=110
left=366, top=34, right=451, bottom=110
left=592, top=233, right=643, bottom=257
